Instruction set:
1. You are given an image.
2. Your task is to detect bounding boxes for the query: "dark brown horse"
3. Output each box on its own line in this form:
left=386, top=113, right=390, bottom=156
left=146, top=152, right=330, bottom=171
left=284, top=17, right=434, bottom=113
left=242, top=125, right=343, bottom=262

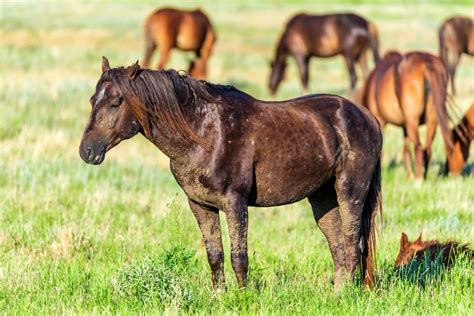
left=446, top=103, right=474, bottom=175
left=396, top=232, right=473, bottom=268
left=142, top=7, right=216, bottom=79
left=79, top=57, right=382, bottom=290
left=439, top=16, right=473, bottom=95
left=361, top=51, right=454, bottom=180
left=269, top=13, right=380, bottom=95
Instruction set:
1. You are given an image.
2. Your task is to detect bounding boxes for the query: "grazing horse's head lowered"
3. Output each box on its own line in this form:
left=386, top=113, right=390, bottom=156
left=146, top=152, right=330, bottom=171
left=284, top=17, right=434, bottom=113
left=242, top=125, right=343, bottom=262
left=79, top=57, right=142, bottom=164
left=268, top=59, right=287, bottom=95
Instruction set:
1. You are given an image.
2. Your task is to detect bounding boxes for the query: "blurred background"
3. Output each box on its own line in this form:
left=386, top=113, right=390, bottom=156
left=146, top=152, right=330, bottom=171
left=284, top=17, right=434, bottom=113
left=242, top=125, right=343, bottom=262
left=1, top=0, right=473, bottom=313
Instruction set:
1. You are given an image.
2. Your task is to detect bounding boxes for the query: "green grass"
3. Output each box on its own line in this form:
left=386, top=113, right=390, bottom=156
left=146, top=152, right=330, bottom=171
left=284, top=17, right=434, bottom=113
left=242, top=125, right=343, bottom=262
left=1, top=0, right=473, bottom=314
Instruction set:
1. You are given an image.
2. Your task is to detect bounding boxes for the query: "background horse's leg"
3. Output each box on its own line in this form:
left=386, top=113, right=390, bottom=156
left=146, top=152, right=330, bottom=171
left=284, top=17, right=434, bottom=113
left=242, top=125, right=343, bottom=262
left=142, top=31, right=156, bottom=69
left=294, top=54, right=310, bottom=93
left=357, top=49, right=369, bottom=79
left=224, top=196, right=249, bottom=288
left=423, top=121, right=437, bottom=179
left=343, top=54, right=357, bottom=90
left=156, top=45, right=172, bottom=70
left=308, top=181, right=348, bottom=290
left=188, top=199, right=225, bottom=289
left=405, top=121, right=423, bottom=180
left=402, top=128, right=414, bottom=179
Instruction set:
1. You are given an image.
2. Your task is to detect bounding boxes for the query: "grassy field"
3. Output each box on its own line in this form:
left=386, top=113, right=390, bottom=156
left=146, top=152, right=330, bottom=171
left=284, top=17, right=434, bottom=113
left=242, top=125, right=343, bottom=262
left=1, top=0, right=473, bottom=314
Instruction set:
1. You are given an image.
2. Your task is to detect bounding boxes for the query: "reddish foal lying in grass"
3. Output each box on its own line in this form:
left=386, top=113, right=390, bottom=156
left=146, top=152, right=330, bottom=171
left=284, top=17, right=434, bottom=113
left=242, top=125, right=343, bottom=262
left=395, top=232, right=473, bottom=268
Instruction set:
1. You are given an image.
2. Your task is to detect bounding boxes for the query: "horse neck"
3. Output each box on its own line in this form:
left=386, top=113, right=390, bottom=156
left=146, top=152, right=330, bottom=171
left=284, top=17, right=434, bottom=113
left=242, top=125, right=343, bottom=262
left=275, top=35, right=288, bottom=63
left=144, top=96, right=206, bottom=162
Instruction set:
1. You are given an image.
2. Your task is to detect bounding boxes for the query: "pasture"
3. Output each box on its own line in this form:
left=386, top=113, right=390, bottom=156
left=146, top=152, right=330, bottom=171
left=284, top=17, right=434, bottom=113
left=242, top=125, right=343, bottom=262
left=1, top=0, right=473, bottom=314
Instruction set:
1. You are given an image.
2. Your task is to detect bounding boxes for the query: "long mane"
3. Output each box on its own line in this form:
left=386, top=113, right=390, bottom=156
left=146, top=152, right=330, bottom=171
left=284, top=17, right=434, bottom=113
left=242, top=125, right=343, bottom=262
left=106, top=67, right=218, bottom=145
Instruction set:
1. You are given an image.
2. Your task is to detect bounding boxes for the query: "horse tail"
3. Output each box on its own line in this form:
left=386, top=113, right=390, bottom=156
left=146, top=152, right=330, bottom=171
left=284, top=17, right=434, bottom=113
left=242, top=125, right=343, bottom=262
left=368, top=22, right=380, bottom=64
left=439, top=26, right=448, bottom=68
left=361, top=156, right=382, bottom=288
left=200, top=25, right=217, bottom=62
left=424, top=59, right=454, bottom=157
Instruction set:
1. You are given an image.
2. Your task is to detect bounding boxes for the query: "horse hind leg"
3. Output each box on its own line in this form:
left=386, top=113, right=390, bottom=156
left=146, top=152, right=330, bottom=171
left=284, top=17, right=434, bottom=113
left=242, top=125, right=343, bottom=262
left=344, top=54, right=357, bottom=90
left=423, top=97, right=438, bottom=179
left=402, top=128, right=414, bottom=180
left=142, top=30, right=156, bottom=69
left=308, top=180, right=348, bottom=290
left=335, top=159, right=377, bottom=283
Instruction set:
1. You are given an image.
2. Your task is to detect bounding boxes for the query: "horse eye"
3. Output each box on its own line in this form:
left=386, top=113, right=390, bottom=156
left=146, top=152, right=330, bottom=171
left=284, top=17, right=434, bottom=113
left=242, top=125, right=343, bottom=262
left=110, top=101, right=121, bottom=109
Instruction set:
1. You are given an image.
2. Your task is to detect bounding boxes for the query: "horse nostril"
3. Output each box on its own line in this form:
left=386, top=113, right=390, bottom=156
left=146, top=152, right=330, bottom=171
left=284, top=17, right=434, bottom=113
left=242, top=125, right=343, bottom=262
left=86, top=147, right=93, bottom=160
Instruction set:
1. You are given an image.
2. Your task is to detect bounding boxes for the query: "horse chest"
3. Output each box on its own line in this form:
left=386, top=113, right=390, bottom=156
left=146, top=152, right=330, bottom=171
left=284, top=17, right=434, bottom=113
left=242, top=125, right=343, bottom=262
left=170, top=163, right=229, bottom=207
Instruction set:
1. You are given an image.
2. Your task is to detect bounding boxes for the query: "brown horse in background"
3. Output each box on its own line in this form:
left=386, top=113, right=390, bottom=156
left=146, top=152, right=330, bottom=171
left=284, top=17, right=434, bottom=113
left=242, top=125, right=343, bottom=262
left=361, top=51, right=454, bottom=180
left=445, top=103, right=474, bottom=175
left=142, top=7, right=216, bottom=79
left=396, top=232, right=473, bottom=268
left=269, top=13, right=380, bottom=95
left=439, top=16, right=474, bottom=95
left=79, top=57, right=383, bottom=290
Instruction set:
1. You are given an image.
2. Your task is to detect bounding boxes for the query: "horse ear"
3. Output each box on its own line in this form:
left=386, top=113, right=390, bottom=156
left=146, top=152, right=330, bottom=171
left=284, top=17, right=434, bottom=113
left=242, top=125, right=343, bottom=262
left=400, top=232, right=409, bottom=248
left=415, top=232, right=422, bottom=243
left=126, top=60, right=140, bottom=80
left=102, top=56, right=111, bottom=73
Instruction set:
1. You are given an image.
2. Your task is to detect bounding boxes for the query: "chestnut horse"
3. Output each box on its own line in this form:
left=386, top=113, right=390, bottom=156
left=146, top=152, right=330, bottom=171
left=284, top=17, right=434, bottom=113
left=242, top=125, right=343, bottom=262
left=396, top=232, right=473, bottom=268
left=269, top=13, right=380, bottom=95
left=445, top=103, right=474, bottom=175
left=79, top=57, right=382, bottom=290
left=361, top=51, right=454, bottom=180
left=142, top=7, right=216, bottom=79
left=439, top=16, right=474, bottom=95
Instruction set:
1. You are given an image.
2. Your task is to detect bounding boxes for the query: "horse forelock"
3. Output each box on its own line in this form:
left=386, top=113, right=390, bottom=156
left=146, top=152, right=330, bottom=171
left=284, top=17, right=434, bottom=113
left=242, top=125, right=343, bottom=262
left=106, top=67, right=217, bottom=146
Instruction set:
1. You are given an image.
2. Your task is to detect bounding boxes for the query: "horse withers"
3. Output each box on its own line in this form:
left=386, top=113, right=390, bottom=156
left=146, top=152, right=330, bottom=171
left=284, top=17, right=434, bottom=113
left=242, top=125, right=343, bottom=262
left=360, top=51, right=454, bottom=180
left=142, top=7, right=216, bottom=79
left=439, top=16, right=474, bottom=95
left=79, top=57, right=383, bottom=290
left=269, top=13, right=380, bottom=95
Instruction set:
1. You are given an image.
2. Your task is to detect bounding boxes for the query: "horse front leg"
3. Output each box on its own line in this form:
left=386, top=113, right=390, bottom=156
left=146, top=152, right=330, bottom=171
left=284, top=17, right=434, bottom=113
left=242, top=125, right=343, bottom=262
left=223, top=196, right=249, bottom=288
left=188, top=199, right=225, bottom=290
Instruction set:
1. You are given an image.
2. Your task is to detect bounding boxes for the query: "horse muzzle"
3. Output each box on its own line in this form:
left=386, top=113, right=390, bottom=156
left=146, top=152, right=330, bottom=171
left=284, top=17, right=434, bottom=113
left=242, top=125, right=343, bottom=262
left=79, top=142, right=106, bottom=165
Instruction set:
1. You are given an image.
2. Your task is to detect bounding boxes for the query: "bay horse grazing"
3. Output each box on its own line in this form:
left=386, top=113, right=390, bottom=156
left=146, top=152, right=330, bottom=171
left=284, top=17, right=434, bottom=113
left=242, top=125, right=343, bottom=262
left=361, top=51, right=454, bottom=180
left=79, top=57, right=383, bottom=290
left=142, top=7, right=216, bottom=79
left=446, top=103, right=474, bottom=175
left=439, top=16, right=474, bottom=95
left=269, top=13, right=380, bottom=95
left=396, top=232, right=473, bottom=268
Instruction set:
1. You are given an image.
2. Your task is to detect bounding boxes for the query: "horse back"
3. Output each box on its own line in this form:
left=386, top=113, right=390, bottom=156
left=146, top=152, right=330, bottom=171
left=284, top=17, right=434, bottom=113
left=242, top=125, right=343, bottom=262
left=145, top=8, right=213, bottom=51
left=282, top=13, right=370, bottom=57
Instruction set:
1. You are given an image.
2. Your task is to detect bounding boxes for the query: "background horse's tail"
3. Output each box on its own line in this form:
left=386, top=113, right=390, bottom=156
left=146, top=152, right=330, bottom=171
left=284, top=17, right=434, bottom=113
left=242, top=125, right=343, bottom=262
left=424, top=58, right=454, bottom=157
left=361, top=156, right=382, bottom=288
left=368, top=22, right=380, bottom=64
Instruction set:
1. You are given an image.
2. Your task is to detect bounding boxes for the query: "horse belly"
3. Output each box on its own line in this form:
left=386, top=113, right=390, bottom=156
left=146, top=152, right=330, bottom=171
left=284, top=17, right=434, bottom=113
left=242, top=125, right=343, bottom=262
left=251, top=131, right=337, bottom=207
left=313, top=23, right=341, bottom=57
